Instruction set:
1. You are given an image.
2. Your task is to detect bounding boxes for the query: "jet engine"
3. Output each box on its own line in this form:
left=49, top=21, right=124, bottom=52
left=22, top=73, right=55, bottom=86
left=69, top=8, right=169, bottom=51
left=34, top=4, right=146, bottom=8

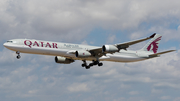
left=102, top=45, right=119, bottom=53
left=75, top=50, right=91, bottom=58
left=55, top=56, right=74, bottom=64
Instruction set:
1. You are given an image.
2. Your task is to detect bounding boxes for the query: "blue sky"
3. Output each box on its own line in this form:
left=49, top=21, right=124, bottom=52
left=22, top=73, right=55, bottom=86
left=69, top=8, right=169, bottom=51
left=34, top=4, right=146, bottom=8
left=0, top=0, right=180, bottom=101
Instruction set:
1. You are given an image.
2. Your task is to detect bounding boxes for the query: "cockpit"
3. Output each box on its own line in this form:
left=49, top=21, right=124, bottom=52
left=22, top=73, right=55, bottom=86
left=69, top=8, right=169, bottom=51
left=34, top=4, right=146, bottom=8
left=6, top=40, right=16, bottom=43
left=7, top=41, right=13, bottom=43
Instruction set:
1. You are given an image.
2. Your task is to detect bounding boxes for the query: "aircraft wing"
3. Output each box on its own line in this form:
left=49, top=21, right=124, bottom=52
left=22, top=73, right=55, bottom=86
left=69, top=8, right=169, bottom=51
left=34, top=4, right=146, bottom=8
left=89, top=47, right=103, bottom=56
left=114, top=33, right=156, bottom=50
left=149, top=50, right=176, bottom=57
left=88, top=33, right=156, bottom=56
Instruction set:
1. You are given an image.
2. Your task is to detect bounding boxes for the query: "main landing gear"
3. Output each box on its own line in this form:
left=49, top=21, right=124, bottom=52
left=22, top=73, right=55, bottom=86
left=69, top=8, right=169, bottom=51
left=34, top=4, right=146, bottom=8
left=82, top=60, right=103, bottom=69
left=16, top=51, right=21, bottom=59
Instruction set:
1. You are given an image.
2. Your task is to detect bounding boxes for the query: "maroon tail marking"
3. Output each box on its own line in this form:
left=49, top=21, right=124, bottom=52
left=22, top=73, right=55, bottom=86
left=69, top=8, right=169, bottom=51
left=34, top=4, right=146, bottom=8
left=147, top=36, right=162, bottom=53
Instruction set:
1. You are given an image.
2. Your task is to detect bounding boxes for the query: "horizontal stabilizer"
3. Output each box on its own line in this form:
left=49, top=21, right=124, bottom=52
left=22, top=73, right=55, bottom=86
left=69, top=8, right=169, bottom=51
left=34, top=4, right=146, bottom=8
left=149, top=50, right=176, bottom=57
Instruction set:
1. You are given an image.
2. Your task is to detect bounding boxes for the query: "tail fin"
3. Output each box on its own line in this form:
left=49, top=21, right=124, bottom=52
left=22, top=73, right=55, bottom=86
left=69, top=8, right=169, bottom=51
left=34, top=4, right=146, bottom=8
left=140, top=34, right=162, bottom=53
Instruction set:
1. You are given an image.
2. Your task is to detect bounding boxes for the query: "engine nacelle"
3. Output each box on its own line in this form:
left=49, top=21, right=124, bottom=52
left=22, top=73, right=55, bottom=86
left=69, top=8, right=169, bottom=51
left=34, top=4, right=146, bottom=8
left=75, top=50, right=91, bottom=58
left=102, top=45, right=119, bottom=53
left=55, top=56, right=74, bottom=64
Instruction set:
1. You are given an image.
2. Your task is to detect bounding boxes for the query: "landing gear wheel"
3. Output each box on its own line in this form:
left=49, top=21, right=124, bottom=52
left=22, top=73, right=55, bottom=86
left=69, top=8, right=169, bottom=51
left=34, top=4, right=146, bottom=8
left=98, top=63, right=103, bottom=66
left=89, top=63, right=94, bottom=66
left=82, top=60, right=87, bottom=67
left=92, top=60, right=98, bottom=65
left=16, top=51, right=21, bottom=59
left=82, top=64, right=86, bottom=67
left=85, top=66, right=90, bottom=69
left=17, top=55, right=21, bottom=59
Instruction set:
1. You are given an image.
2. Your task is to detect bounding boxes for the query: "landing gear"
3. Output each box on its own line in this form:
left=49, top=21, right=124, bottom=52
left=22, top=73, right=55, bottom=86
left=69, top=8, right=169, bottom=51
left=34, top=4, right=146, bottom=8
left=82, top=60, right=87, bottom=67
left=16, top=55, right=21, bottom=59
left=82, top=64, right=86, bottom=67
left=82, top=60, right=90, bottom=69
left=85, top=66, right=90, bottom=69
left=81, top=60, right=103, bottom=69
left=16, top=51, right=21, bottom=59
left=98, top=62, right=103, bottom=66
left=89, top=63, right=94, bottom=67
left=94, top=60, right=103, bottom=67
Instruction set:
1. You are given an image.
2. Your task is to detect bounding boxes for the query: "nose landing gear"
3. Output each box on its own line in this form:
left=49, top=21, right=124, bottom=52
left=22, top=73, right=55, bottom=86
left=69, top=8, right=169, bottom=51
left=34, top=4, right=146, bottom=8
left=16, top=51, right=21, bottom=59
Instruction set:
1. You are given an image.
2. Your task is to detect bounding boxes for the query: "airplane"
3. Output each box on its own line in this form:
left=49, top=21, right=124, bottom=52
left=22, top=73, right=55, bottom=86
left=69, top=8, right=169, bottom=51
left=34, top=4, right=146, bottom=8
left=3, top=33, right=176, bottom=69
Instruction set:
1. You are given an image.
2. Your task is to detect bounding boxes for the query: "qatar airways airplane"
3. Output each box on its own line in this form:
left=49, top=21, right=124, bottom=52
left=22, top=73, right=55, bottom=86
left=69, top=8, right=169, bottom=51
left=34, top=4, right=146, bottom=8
left=3, top=33, right=175, bottom=69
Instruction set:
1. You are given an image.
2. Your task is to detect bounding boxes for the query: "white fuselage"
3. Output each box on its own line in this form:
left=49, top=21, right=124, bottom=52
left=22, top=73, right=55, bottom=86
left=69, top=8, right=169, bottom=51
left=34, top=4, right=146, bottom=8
left=3, top=39, right=153, bottom=63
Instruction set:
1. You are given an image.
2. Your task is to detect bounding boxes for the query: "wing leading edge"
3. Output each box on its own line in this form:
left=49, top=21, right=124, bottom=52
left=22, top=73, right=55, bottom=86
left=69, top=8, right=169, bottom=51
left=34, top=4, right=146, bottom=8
left=115, top=33, right=156, bottom=50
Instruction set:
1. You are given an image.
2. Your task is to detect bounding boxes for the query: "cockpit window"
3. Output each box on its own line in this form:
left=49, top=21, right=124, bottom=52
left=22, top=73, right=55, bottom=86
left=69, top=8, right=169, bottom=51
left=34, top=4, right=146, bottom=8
left=7, top=41, right=16, bottom=43
left=7, top=41, right=13, bottom=43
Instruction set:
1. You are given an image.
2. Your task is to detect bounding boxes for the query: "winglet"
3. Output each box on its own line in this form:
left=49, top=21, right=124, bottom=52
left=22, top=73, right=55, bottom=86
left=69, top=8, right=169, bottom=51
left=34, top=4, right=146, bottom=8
left=149, top=33, right=156, bottom=38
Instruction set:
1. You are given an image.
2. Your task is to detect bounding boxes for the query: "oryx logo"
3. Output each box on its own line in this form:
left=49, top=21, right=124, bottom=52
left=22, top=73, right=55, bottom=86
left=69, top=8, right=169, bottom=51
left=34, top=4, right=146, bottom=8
left=147, top=36, right=162, bottom=53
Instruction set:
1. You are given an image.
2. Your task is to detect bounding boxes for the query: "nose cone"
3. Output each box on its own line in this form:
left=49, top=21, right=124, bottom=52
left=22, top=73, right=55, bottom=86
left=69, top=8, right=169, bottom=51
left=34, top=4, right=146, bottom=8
left=3, top=42, right=10, bottom=48
left=3, top=43, right=8, bottom=47
left=3, top=42, right=15, bottom=51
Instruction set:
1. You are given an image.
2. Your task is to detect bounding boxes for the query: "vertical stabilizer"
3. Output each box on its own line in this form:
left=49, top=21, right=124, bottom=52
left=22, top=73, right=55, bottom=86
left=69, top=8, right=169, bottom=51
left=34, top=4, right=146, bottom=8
left=140, top=34, right=162, bottom=53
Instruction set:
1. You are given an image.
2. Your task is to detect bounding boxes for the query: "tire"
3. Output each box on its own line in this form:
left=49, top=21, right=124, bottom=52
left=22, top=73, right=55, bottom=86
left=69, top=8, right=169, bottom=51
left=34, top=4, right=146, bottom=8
left=17, top=55, right=21, bottom=59
left=98, top=63, right=103, bottom=66
left=85, top=66, right=90, bottom=69
left=89, top=63, right=94, bottom=66
left=93, top=61, right=98, bottom=65
left=82, top=64, right=86, bottom=67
